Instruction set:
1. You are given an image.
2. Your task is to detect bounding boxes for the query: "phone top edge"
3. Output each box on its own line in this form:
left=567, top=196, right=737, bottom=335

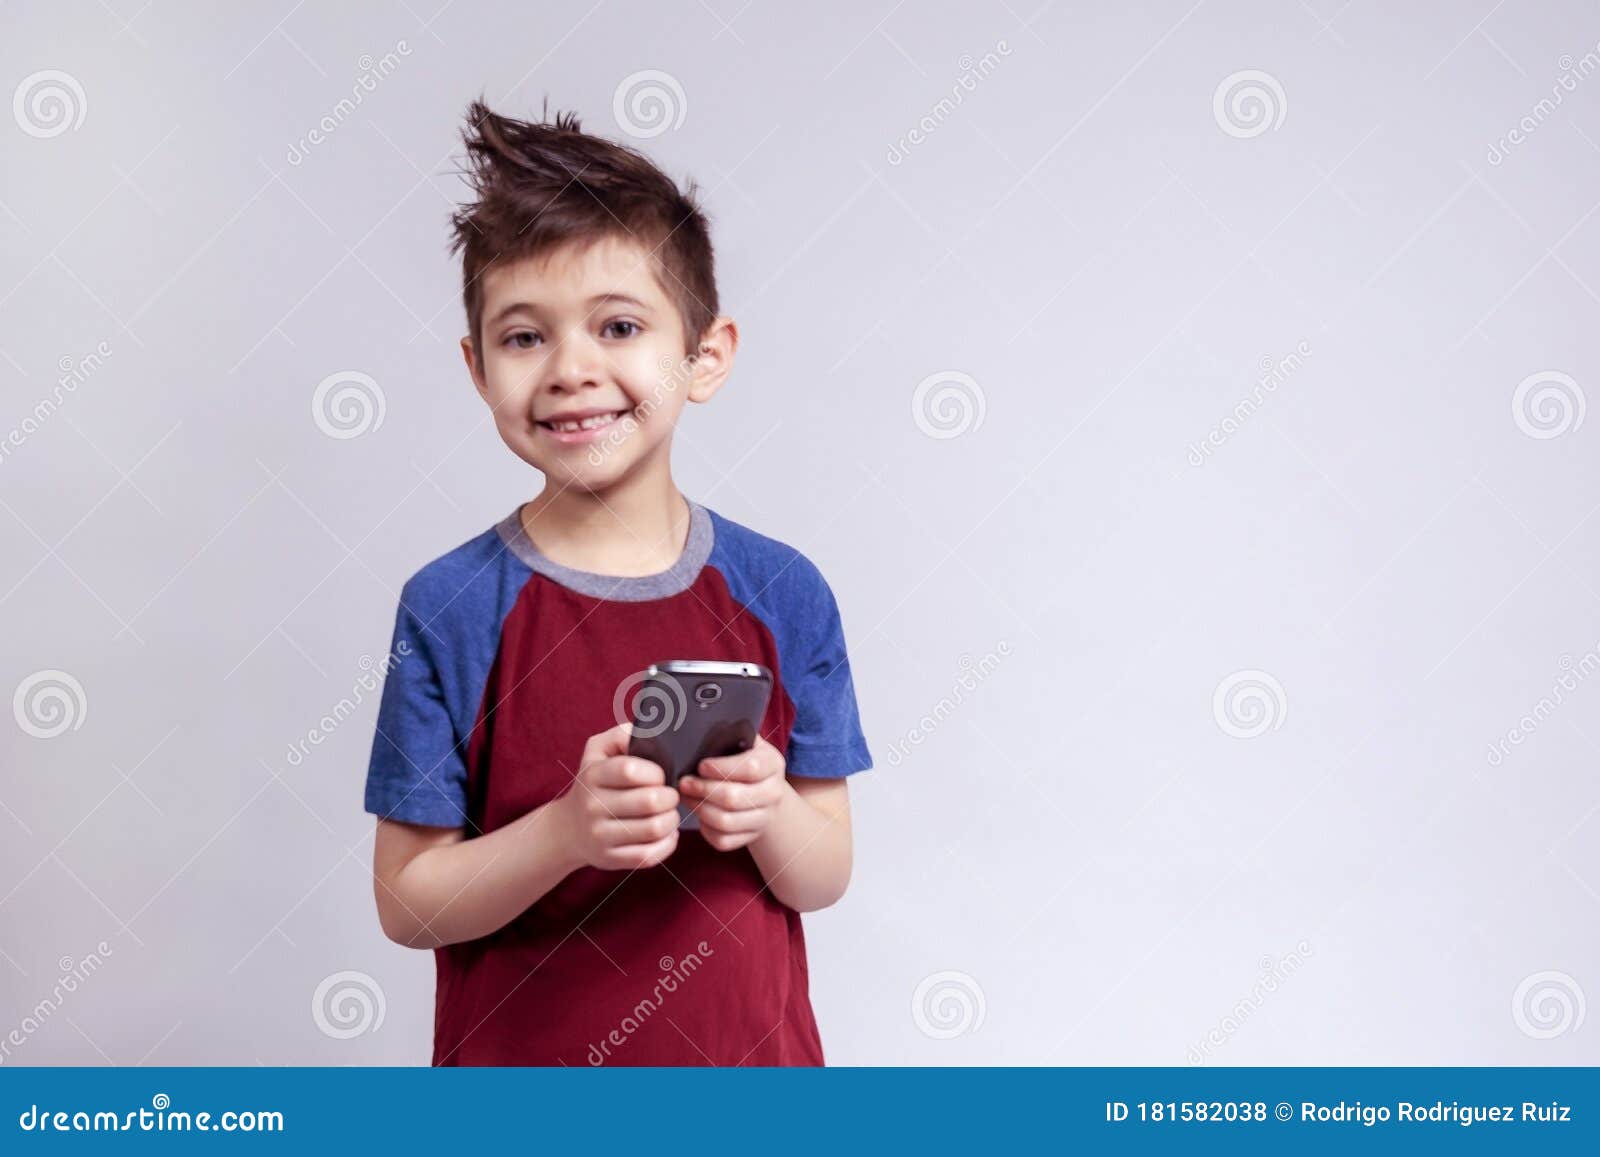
left=647, top=660, right=772, bottom=681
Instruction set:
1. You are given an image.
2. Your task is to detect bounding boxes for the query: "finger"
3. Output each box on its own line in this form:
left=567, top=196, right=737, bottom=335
left=695, top=801, right=769, bottom=833
left=596, top=811, right=679, bottom=846
left=604, top=828, right=680, bottom=870
left=582, top=720, right=634, bottom=764
left=696, top=749, right=769, bottom=782
left=599, top=784, right=679, bottom=818
left=701, top=826, right=758, bottom=853
left=691, top=777, right=771, bottom=812
left=589, top=754, right=666, bottom=789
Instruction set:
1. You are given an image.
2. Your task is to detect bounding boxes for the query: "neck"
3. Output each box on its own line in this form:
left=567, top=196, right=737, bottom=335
left=522, top=466, right=691, bottom=578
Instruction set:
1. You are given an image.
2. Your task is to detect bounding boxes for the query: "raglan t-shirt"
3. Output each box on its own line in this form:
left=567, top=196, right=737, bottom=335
left=363, top=498, right=872, bottom=1066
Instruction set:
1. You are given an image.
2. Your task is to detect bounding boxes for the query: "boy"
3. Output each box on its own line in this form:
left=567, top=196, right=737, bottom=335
left=362, top=102, right=873, bottom=1066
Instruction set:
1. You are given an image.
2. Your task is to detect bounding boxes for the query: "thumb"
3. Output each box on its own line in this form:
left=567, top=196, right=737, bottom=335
left=584, top=720, right=634, bottom=764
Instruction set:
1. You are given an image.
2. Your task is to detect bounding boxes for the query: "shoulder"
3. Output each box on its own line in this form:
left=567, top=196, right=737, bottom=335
left=705, top=507, right=838, bottom=617
left=396, top=522, right=521, bottom=635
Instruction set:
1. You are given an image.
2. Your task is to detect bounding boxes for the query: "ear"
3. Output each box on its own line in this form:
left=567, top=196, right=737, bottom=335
left=461, top=334, right=489, bottom=399
left=685, top=316, right=738, bottom=404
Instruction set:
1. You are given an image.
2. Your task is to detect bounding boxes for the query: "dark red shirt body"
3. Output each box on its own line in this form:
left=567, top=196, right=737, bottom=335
left=365, top=500, right=872, bottom=1065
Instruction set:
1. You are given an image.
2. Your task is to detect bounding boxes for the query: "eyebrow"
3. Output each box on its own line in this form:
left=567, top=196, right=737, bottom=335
left=486, top=293, right=652, bottom=328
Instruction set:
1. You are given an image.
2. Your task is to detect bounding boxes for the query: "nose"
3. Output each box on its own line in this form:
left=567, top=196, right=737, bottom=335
left=545, top=329, right=603, bottom=393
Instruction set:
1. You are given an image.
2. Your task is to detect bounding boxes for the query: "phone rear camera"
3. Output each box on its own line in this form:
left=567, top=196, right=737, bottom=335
left=695, top=682, right=723, bottom=705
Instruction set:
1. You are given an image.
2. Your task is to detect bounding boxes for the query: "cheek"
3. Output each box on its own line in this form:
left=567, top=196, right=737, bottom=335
left=483, top=354, right=539, bottom=407
left=647, top=392, right=688, bottom=428
left=625, top=351, right=694, bottom=413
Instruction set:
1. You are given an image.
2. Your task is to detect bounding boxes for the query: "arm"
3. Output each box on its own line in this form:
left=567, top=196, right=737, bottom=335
left=373, top=722, right=679, bottom=949
left=373, top=803, right=580, bottom=949
left=748, top=776, right=852, bottom=913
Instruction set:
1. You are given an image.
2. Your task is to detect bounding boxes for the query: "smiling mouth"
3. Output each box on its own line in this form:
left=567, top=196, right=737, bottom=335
left=537, top=410, right=629, bottom=434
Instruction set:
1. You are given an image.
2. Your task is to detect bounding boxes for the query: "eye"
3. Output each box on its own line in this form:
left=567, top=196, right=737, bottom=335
left=602, top=318, right=641, bottom=340
left=502, top=330, right=542, bottom=350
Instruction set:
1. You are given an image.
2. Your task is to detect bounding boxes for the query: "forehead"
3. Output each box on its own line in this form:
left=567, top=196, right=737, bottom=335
left=480, top=234, right=669, bottom=311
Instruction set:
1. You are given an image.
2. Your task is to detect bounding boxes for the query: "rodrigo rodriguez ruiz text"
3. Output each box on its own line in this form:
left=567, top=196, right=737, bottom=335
left=1299, top=1101, right=1571, bottom=1127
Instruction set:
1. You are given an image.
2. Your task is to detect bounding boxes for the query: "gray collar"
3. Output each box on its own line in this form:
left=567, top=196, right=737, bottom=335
left=494, top=498, right=713, bottom=601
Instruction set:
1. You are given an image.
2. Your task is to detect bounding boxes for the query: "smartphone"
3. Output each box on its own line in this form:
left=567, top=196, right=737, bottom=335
left=624, top=660, right=773, bottom=831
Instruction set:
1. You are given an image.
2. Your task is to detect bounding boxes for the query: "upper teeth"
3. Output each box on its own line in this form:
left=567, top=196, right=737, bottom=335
left=550, top=412, right=619, bottom=432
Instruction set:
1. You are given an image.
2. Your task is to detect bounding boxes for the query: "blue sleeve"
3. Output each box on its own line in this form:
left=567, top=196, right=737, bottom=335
left=783, top=562, right=873, bottom=779
left=363, top=592, right=473, bottom=828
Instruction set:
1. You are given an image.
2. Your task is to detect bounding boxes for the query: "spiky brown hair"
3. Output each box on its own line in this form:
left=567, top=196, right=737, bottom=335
left=451, top=99, right=718, bottom=351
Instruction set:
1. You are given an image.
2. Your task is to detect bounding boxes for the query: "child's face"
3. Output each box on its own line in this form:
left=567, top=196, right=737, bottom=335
left=464, top=234, right=728, bottom=493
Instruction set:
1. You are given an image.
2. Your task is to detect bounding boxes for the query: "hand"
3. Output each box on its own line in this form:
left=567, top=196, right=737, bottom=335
left=678, top=735, right=789, bottom=852
left=552, top=722, right=680, bottom=871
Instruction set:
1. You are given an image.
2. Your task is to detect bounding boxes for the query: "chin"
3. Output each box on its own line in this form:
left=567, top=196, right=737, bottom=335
left=543, top=456, right=630, bottom=491
left=503, top=426, right=658, bottom=491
